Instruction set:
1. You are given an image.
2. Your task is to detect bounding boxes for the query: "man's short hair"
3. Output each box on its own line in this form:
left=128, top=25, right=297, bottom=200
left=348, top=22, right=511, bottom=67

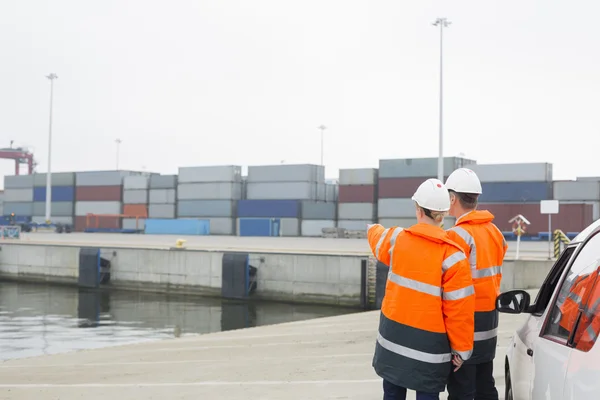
left=449, top=190, right=478, bottom=209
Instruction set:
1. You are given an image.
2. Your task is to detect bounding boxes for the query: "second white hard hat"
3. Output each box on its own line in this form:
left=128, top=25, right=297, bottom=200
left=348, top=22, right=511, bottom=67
left=445, top=168, right=482, bottom=194
left=412, top=178, right=450, bottom=212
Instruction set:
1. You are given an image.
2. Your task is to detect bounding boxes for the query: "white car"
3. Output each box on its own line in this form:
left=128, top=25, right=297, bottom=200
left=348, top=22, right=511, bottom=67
left=497, top=219, right=600, bottom=399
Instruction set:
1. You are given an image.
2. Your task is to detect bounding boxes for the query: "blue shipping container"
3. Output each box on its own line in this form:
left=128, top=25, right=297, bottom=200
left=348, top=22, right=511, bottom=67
left=0, top=216, right=31, bottom=225
left=238, top=218, right=280, bottom=237
left=479, top=182, right=552, bottom=203
left=237, top=200, right=300, bottom=218
left=33, top=186, right=75, bottom=202
left=145, top=219, right=210, bottom=235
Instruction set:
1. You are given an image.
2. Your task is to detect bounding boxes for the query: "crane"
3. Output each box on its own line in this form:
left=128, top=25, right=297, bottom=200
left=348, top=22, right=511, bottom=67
left=0, top=141, right=36, bottom=175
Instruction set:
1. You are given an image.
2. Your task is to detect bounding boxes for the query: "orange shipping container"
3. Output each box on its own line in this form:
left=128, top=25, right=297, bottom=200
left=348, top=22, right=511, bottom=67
left=123, top=204, right=148, bottom=217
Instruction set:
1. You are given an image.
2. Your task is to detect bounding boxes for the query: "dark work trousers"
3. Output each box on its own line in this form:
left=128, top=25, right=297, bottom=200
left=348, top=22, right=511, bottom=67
left=447, top=361, right=498, bottom=400
left=383, top=380, right=439, bottom=400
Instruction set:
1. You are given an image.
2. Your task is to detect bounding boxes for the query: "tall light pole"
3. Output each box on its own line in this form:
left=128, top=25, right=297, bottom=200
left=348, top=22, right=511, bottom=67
left=45, top=73, right=58, bottom=224
left=432, top=17, right=451, bottom=182
left=115, top=138, right=122, bottom=170
left=318, top=125, right=326, bottom=166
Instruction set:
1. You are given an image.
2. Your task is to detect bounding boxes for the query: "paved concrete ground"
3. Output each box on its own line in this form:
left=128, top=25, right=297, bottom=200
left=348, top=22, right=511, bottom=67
left=0, top=302, right=532, bottom=400
left=18, top=232, right=554, bottom=259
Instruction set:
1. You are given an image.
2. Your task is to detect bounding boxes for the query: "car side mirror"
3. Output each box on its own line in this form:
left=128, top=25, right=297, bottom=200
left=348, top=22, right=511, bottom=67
left=496, top=290, right=531, bottom=314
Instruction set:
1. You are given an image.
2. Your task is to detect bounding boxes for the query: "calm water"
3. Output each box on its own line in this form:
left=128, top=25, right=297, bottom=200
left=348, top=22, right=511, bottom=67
left=0, top=281, right=356, bottom=361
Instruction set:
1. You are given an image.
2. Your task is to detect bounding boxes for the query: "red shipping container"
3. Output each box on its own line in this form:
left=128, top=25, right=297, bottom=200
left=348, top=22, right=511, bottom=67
left=378, top=177, right=434, bottom=198
left=478, top=203, right=593, bottom=235
left=123, top=204, right=148, bottom=217
left=75, top=216, right=122, bottom=232
left=76, top=186, right=122, bottom=201
left=338, top=185, right=377, bottom=203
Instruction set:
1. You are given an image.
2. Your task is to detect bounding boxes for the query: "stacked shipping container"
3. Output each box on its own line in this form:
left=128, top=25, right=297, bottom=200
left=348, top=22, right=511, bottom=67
left=300, top=201, right=336, bottom=236
left=149, top=175, right=177, bottom=219
left=31, top=172, right=75, bottom=225
left=177, top=166, right=242, bottom=235
left=239, top=164, right=325, bottom=236
left=123, top=175, right=151, bottom=230
left=2, top=175, right=34, bottom=220
left=337, top=168, right=377, bottom=231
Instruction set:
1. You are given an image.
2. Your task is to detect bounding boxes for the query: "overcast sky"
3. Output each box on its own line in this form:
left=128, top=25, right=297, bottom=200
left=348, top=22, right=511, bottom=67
left=1, top=0, right=599, bottom=187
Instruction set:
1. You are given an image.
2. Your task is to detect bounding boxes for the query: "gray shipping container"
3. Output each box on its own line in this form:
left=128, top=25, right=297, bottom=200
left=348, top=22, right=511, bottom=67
left=123, top=218, right=146, bottom=230
left=75, top=201, right=122, bottom=216
left=577, top=176, right=600, bottom=181
left=178, top=182, right=242, bottom=200
left=378, top=198, right=416, bottom=218
left=301, top=201, right=336, bottom=220
left=337, top=203, right=377, bottom=220
left=247, top=164, right=325, bottom=183
left=124, top=175, right=150, bottom=190
left=177, top=200, right=237, bottom=218
left=33, top=201, right=74, bottom=216
left=149, top=189, right=176, bottom=204
left=246, top=182, right=321, bottom=200
left=468, top=163, right=553, bottom=183
left=4, top=175, right=34, bottom=189
left=76, top=171, right=138, bottom=187
left=3, top=202, right=34, bottom=216
left=148, top=204, right=176, bottom=219
left=208, top=217, right=235, bottom=235
left=178, top=165, right=242, bottom=183
left=337, top=219, right=373, bottom=231
left=149, top=175, right=178, bottom=189
left=379, top=157, right=476, bottom=179
left=4, top=188, right=33, bottom=202
left=33, top=172, right=76, bottom=187
left=280, top=218, right=300, bottom=236
left=32, top=216, right=74, bottom=225
left=123, top=189, right=149, bottom=204
left=339, top=168, right=378, bottom=185
left=378, top=218, right=417, bottom=227
left=301, top=220, right=336, bottom=237
left=325, top=183, right=338, bottom=202
left=553, top=181, right=600, bottom=201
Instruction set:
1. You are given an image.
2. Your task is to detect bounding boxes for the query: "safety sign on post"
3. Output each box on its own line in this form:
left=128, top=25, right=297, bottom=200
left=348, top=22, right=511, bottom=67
left=509, top=214, right=530, bottom=260
left=540, top=200, right=560, bottom=260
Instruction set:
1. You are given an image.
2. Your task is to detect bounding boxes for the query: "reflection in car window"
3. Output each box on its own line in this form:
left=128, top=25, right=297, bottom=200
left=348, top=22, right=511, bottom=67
left=573, top=268, right=600, bottom=352
left=542, top=232, right=600, bottom=344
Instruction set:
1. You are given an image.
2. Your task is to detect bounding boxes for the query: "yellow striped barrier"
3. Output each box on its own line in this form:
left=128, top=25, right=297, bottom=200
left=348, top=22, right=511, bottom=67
left=554, top=229, right=571, bottom=258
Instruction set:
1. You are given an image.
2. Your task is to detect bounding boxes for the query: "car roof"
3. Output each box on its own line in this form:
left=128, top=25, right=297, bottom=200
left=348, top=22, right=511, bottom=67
left=572, top=219, right=600, bottom=244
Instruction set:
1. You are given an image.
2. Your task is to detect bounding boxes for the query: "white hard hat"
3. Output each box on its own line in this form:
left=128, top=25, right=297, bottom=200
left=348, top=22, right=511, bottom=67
left=411, top=178, right=450, bottom=212
left=445, top=168, right=482, bottom=194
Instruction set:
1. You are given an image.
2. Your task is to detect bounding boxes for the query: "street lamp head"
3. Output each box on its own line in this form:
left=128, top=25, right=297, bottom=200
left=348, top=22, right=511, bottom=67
left=46, top=73, right=58, bottom=80
left=432, top=18, right=451, bottom=27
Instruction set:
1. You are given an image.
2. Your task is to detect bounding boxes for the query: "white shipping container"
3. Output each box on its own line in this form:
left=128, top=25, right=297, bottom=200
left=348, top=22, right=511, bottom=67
left=337, top=203, right=377, bottom=220
left=32, top=216, right=74, bottom=225
left=33, top=172, right=76, bottom=187
left=301, top=220, right=336, bottom=237
left=378, top=218, right=417, bottom=228
left=148, top=204, right=176, bottom=219
left=123, top=218, right=146, bottom=230
left=246, top=182, right=318, bottom=200
left=553, top=181, right=600, bottom=201
left=178, top=183, right=242, bottom=200
left=378, top=198, right=416, bottom=218
left=123, top=190, right=149, bottom=204
left=247, top=164, right=325, bottom=183
left=178, top=165, right=242, bottom=183
left=124, top=175, right=150, bottom=190
left=4, top=175, right=34, bottom=189
left=339, top=168, right=378, bottom=185
left=208, top=217, right=235, bottom=235
left=149, top=189, right=176, bottom=204
left=76, top=171, right=138, bottom=186
left=337, top=220, right=373, bottom=231
left=280, top=218, right=300, bottom=236
left=75, top=201, right=122, bottom=216
left=4, top=188, right=33, bottom=202
left=468, top=163, right=553, bottom=183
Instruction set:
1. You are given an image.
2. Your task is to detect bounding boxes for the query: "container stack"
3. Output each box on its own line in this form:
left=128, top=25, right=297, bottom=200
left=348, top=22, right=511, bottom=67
left=0, top=190, right=4, bottom=216
left=300, top=201, right=336, bottom=236
left=123, top=175, right=151, bottom=230
left=336, top=168, right=378, bottom=231
left=31, top=172, right=76, bottom=225
left=377, top=157, right=473, bottom=228
left=74, top=171, right=132, bottom=231
left=241, top=164, right=326, bottom=236
left=148, top=175, right=178, bottom=220
left=177, top=166, right=242, bottom=235
left=2, top=175, right=34, bottom=220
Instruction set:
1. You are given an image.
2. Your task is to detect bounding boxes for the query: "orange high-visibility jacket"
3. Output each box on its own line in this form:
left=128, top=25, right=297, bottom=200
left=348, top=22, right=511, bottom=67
left=368, top=223, right=475, bottom=394
left=446, top=210, right=507, bottom=364
left=560, top=274, right=591, bottom=332
left=574, top=269, right=600, bottom=352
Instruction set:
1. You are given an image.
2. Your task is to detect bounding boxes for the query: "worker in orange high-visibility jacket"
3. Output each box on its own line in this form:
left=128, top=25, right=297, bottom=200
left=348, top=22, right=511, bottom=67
left=559, top=274, right=591, bottom=336
left=368, top=178, right=475, bottom=400
left=574, top=268, right=600, bottom=352
left=444, top=168, right=508, bottom=400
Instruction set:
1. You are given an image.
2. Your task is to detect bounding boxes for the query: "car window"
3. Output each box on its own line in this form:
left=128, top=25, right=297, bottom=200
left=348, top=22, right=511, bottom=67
left=541, top=231, right=600, bottom=344
left=532, top=246, right=576, bottom=316
left=572, top=267, right=600, bottom=352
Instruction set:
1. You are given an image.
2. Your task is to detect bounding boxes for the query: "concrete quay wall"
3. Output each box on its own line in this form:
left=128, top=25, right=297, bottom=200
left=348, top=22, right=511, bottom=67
left=0, top=243, right=554, bottom=307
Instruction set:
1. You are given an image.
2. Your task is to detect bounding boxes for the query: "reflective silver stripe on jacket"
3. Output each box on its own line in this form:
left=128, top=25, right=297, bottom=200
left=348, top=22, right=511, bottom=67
left=449, top=226, right=477, bottom=268
left=375, top=228, right=390, bottom=258
left=474, top=328, right=498, bottom=341
left=377, top=333, right=452, bottom=364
